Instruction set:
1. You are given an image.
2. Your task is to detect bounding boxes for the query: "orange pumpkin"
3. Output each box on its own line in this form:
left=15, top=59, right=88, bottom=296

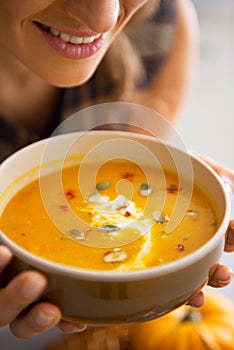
left=129, top=292, right=234, bottom=350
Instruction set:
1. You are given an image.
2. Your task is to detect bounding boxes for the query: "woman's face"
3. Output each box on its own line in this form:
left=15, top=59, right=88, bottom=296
left=0, top=0, right=149, bottom=87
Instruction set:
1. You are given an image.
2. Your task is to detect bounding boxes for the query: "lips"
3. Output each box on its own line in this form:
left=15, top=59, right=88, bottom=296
left=34, top=21, right=105, bottom=59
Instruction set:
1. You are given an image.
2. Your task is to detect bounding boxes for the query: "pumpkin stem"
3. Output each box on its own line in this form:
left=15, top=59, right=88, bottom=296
left=180, top=309, right=202, bottom=323
left=180, top=309, right=219, bottom=350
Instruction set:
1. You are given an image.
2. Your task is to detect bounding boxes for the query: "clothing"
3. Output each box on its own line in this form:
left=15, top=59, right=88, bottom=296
left=0, top=0, right=175, bottom=163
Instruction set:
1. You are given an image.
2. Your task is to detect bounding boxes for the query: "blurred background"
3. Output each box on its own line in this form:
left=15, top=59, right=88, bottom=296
left=1, top=0, right=234, bottom=348
left=180, top=0, right=234, bottom=170
left=180, top=0, right=234, bottom=301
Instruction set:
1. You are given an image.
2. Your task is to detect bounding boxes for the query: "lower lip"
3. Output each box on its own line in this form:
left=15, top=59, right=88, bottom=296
left=36, top=24, right=106, bottom=59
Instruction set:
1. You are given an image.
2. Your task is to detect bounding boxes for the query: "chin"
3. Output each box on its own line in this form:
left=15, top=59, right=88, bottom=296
left=39, top=60, right=101, bottom=88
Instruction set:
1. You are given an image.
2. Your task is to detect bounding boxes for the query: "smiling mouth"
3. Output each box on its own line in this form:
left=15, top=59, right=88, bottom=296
left=34, top=21, right=101, bottom=45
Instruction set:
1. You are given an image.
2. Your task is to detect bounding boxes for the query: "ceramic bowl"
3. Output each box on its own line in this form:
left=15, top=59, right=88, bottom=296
left=0, top=131, right=231, bottom=325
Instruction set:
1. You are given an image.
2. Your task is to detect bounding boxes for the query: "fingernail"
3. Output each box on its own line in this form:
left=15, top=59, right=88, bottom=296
left=0, top=245, right=12, bottom=256
left=75, top=324, right=87, bottom=332
left=36, top=310, right=55, bottom=327
left=21, top=275, right=46, bottom=299
left=218, top=270, right=233, bottom=286
left=217, top=278, right=232, bottom=286
left=0, top=246, right=12, bottom=267
left=66, top=324, right=87, bottom=333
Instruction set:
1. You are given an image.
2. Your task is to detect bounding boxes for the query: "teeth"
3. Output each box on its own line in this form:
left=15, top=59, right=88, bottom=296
left=82, top=36, right=96, bottom=44
left=60, top=32, right=70, bottom=42
left=50, top=28, right=59, bottom=36
left=49, top=27, right=100, bottom=44
left=70, top=36, right=83, bottom=44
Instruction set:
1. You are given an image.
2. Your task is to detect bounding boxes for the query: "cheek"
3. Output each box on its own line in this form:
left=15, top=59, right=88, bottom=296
left=0, top=2, right=57, bottom=56
left=0, top=0, right=54, bottom=17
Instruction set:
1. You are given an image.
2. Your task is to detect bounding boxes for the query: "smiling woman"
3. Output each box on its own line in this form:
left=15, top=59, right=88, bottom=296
left=0, top=0, right=147, bottom=86
left=0, top=0, right=233, bottom=342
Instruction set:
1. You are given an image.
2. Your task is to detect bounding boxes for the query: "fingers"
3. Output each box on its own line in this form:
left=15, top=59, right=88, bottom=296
left=225, top=219, right=234, bottom=252
left=58, top=320, right=87, bottom=334
left=0, top=245, right=13, bottom=272
left=208, top=263, right=233, bottom=288
left=0, top=269, right=62, bottom=338
left=9, top=302, right=61, bottom=339
left=188, top=261, right=233, bottom=308
left=187, top=290, right=204, bottom=308
left=0, top=246, right=86, bottom=338
left=0, top=270, right=47, bottom=327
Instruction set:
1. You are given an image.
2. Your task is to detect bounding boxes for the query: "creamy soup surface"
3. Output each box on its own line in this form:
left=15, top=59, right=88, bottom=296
left=0, top=159, right=217, bottom=271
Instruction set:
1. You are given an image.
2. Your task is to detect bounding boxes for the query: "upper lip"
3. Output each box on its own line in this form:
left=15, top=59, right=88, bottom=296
left=34, top=21, right=101, bottom=38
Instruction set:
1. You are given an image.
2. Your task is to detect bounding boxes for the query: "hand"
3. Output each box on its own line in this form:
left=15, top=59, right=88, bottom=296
left=187, top=154, right=234, bottom=308
left=0, top=245, right=86, bottom=339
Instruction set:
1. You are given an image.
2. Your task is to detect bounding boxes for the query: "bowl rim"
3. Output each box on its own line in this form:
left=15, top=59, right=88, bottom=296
left=0, top=131, right=231, bottom=281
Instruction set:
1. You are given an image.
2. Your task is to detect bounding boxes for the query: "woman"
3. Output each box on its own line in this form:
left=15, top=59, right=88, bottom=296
left=0, top=0, right=233, bottom=340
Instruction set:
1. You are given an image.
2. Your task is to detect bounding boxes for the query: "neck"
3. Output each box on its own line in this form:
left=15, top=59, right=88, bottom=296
left=0, top=47, right=58, bottom=135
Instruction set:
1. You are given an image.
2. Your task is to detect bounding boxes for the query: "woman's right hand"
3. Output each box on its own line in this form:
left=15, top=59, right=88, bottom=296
left=0, top=245, right=86, bottom=339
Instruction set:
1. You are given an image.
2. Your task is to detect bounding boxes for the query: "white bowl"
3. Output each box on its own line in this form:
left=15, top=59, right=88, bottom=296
left=0, top=131, right=231, bottom=325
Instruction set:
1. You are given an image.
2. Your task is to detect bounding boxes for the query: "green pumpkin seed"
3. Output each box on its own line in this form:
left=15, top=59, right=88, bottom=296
left=96, top=181, right=110, bottom=190
left=98, top=224, right=120, bottom=233
left=138, top=183, right=152, bottom=197
left=68, top=229, right=85, bottom=240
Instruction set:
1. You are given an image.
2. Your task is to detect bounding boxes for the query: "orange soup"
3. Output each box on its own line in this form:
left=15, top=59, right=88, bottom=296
left=0, top=159, right=217, bottom=271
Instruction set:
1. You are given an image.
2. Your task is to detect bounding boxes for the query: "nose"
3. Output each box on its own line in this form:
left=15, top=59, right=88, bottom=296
left=63, top=0, right=120, bottom=33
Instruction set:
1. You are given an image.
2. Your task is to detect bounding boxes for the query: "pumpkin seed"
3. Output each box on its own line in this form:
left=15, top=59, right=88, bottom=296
left=138, top=183, right=152, bottom=197
left=87, top=191, right=101, bottom=203
left=104, top=249, right=127, bottom=263
left=98, top=224, right=120, bottom=233
left=186, top=210, right=197, bottom=216
left=210, top=221, right=217, bottom=227
left=152, top=211, right=165, bottom=224
left=96, top=181, right=110, bottom=191
left=68, top=229, right=85, bottom=240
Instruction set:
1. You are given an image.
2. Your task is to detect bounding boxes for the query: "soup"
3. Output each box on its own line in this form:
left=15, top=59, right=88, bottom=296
left=0, top=159, right=217, bottom=271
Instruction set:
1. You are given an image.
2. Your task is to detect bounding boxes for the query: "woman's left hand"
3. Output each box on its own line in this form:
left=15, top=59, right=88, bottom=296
left=187, top=154, right=234, bottom=307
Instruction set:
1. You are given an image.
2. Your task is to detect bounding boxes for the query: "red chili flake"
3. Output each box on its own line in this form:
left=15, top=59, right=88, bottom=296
left=104, top=250, right=112, bottom=256
left=122, top=172, right=134, bottom=181
left=166, top=184, right=178, bottom=194
left=85, top=228, right=92, bottom=235
left=65, top=189, right=75, bottom=199
left=59, top=205, right=69, bottom=212
left=176, top=244, right=185, bottom=252
left=124, top=211, right=131, bottom=217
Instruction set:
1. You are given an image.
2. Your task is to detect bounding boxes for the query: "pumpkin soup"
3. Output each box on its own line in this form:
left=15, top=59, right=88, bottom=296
left=0, top=159, right=217, bottom=271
